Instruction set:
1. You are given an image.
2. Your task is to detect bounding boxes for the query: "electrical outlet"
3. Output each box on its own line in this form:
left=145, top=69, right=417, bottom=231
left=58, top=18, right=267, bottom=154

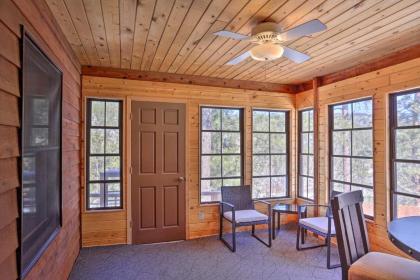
left=198, top=211, right=205, bottom=221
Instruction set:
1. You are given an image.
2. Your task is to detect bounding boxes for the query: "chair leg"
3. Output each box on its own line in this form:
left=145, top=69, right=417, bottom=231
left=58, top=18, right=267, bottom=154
left=296, top=225, right=300, bottom=250
left=251, top=222, right=271, bottom=248
left=301, top=226, right=305, bottom=244
left=219, top=218, right=236, bottom=252
left=219, top=213, right=223, bottom=240
left=268, top=218, right=272, bottom=247
left=272, top=212, right=276, bottom=240
left=326, top=235, right=341, bottom=269
left=232, top=222, right=236, bottom=252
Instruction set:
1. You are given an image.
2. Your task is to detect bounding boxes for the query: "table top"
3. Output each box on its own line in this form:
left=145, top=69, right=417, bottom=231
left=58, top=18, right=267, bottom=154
left=388, top=216, right=420, bottom=261
left=272, top=203, right=299, bottom=214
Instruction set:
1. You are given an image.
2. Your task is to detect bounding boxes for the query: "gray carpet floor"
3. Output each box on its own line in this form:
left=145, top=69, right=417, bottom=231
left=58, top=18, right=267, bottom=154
left=70, top=225, right=341, bottom=280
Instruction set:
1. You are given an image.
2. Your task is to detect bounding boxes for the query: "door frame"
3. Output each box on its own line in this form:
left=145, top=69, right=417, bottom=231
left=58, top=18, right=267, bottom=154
left=126, top=96, right=189, bottom=244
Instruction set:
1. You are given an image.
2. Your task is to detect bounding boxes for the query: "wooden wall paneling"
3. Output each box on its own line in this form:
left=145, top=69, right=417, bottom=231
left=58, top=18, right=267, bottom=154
left=82, top=75, right=297, bottom=245
left=0, top=0, right=82, bottom=279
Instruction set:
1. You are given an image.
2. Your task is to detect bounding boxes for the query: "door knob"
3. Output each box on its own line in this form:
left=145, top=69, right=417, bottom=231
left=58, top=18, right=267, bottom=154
left=178, top=176, right=185, bottom=182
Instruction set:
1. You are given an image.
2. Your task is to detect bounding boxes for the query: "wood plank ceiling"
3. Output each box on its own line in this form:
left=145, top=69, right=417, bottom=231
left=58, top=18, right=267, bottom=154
left=46, top=0, right=420, bottom=84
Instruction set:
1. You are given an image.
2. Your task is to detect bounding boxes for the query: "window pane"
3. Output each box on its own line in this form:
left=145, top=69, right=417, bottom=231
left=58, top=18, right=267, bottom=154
left=301, top=133, right=309, bottom=154
left=333, top=103, right=352, bottom=129
left=308, top=132, right=314, bottom=154
left=396, top=92, right=420, bottom=126
left=32, top=98, right=49, bottom=125
left=300, top=155, right=308, bottom=176
left=223, top=178, right=241, bottom=186
left=299, top=177, right=307, bottom=198
left=90, top=156, right=104, bottom=180
left=270, top=111, right=285, bottom=132
left=89, top=183, right=103, bottom=208
left=90, top=129, right=105, bottom=154
left=351, top=186, right=374, bottom=217
left=106, top=129, right=120, bottom=154
left=271, top=155, right=286, bottom=176
left=252, top=177, right=270, bottom=198
left=222, top=132, right=240, bottom=153
left=353, top=100, right=372, bottom=128
left=270, top=133, right=286, bottom=153
left=106, top=183, right=121, bottom=207
left=201, top=156, right=221, bottom=178
left=201, top=179, right=222, bottom=202
left=253, top=111, right=269, bottom=131
left=222, top=155, right=241, bottom=177
left=253, top=155, right=270, bottom=176
left=395, top=195, right=420, bottom=218
left=302, top=111, right=309, bottom=132
left=202, top=108, right=220, bottom=130
left=352, top=130, right=372, bottom=157
left=253, top=133, right=269, bottom=154
left=30, top=128, right=49, bottom=146
left=308, top=178, right=314, bottom=200
left=106, top=102, right=119, bottom=126
left=333, top=157, right=351, bottom=182
left=222, top=109, right=240, bottom=130
left=308, top=155, right=314, bottom=176
left=396, top=128, right=420, bottom=160
left=333, top=131, right=351, bottom=156
left=309, top=110, right=314, bottom=131
left=332, top=182, right=351, bottom=193
left=272, top=177, right=287, bottom=197
left=91, top=101, right=105, bottom=126
left=352, top=158, right=373, bottom=186
left=395, top=162, right=420, bottom=196
left=201, top=132, right=221, bottom=154
left=105, top=156, right=120, bottom=180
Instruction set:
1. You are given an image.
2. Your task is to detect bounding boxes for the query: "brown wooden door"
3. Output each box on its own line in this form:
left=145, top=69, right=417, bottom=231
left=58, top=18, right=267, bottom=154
left=131, top=101, right=186, bottom=244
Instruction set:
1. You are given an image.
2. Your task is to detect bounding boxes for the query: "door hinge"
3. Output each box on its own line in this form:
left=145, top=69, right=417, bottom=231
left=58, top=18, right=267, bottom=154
left=130, top=221, right=132, bottom=228
left=129, top=166, right=132, bottom=174
left=129, top=113, right=132, bottom=120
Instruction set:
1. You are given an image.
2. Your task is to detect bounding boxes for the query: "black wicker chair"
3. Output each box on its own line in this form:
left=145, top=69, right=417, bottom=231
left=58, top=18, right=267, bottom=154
left=219, top=185, right=272, bottom=252
left=296, top=191, right=341, bottom=269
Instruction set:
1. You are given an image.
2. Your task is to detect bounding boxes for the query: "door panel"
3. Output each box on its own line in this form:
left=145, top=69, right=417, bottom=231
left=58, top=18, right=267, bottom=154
left=131, top=101, right=186, bottom=244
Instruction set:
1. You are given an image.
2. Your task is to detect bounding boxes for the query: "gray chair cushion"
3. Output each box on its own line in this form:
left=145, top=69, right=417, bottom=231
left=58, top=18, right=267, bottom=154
left=349, top=252, right=420, bottom=280
left=224, top=210, right=268, bottom=223
left=299, top=217, right=335, bottom=234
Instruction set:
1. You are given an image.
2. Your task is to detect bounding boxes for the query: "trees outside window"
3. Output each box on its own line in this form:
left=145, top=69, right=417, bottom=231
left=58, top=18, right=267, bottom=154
left=390, top=90, right=420, bottom=218
left=86, top=99, right=123, bottom=210
left=252, top=110, right=289, bottom=199
left=298, top=109, right=314, bottom=200
left=200, top=107, right=243, bottom=203
left=329, top=99, right=374, bottom=217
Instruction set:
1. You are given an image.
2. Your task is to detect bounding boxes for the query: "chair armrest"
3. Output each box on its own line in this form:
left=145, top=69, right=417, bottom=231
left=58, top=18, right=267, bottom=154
left=220, top=201, right=235, bottom=222
left=253, top=200, right=272, bottom=217
left=298, top=204, right=330, bottom=219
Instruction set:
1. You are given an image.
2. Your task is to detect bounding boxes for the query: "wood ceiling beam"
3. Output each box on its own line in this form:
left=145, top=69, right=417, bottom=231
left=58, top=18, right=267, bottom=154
left=81, top=66, right=299, bottom=93
left=296, top=43, right=420, bottom=92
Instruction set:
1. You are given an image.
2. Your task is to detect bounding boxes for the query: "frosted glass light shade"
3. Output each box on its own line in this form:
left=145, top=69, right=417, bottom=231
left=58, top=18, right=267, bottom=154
left=250, top=43, right=284, bottom=61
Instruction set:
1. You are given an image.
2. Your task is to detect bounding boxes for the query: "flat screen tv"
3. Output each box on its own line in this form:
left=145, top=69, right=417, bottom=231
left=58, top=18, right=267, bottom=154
left=20, top=30, right=62, bottom=277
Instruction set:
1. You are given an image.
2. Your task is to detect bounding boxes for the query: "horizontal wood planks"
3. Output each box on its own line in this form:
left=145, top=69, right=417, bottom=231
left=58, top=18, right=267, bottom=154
left=82, top=75, right=297, bottom=245
left=296, top=57, right=420, bottom=258
left=47, top=0, right=420, bottom=84
left=0, top=0, right=81, bottom=279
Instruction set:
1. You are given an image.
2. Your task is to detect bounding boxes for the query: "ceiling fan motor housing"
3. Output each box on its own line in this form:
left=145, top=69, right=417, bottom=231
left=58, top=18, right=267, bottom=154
left=251, top=22, right=283, bottom=43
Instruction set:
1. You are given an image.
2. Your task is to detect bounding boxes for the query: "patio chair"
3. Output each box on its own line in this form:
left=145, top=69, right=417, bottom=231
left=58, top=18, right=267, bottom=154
left=296, top=191, right=341, bottom=269
left=332, top=190, right=420, bottom=280
left=219, top=185, right=272, bottom=252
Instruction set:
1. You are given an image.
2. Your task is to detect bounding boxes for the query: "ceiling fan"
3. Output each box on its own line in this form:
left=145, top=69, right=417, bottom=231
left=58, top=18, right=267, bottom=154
left=213, top=19, right=327, bottom=65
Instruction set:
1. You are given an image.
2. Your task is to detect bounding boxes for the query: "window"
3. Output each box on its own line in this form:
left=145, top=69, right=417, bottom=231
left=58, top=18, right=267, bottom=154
left=298, top=109, right=314, bottom=200
left=86, top=99, right=123, bottom=210
left=20, top=32, right=62, bottom=277
left=329, top=99, right=374, bottom=217
left=252, top=110, right=289, bottom=199
left=200, top=107, right=243, bottom=203
left=390, top=90, right=420, bottom=218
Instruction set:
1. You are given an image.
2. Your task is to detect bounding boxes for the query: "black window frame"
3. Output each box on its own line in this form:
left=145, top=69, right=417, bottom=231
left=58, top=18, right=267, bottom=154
left=251, top=109, right=290, bottom=199
left=199, top=106, right=244, bottom=204
left=390, top=89, right=420, bottom=219
left=328, top=98, right=374, bottom=219
left=86, top=98, right=123, bottom=210
left=298, top=108, right=315, bottom=201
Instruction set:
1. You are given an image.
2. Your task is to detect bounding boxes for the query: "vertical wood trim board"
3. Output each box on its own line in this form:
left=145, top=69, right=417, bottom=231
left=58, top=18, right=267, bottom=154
left=0, top=0, right=81, bottom=279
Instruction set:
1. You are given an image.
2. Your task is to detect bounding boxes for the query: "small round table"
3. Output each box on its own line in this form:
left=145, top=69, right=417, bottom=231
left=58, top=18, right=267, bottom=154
left=388, top=216, right=420, bottom=261
left=272, top=203, right=300, bottom=239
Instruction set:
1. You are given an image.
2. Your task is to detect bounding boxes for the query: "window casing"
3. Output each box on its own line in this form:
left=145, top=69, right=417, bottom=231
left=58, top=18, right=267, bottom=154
left=200, top=107, right=244, bottom=203
left=329, top=99, right=374, bottom=218
left=298, top=109, right=314, bottom=201
left=252, top=109, right=289, bottom=199
left=86, top=99, right=123, bottom=210
left=390, top=90, right=420, bottom=219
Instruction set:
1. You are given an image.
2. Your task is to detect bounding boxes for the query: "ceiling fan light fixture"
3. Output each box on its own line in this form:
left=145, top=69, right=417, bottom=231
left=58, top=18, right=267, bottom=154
left=249, top=43, right=284, bottom=61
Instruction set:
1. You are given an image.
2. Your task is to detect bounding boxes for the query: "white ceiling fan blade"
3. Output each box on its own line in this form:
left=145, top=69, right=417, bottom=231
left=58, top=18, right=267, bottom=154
left=213, top=30, right=250, bottom=41
left=280, top=19, right=327, bottom=41
left=282, top=47, right=310, bottom=63
left=226, top=51, right=251, bottom=65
